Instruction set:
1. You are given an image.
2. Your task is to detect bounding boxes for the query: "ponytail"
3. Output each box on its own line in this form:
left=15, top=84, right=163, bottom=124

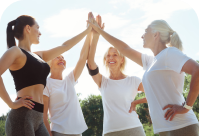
left=150, top=20, right=183, bottom=51
left=7, top=20, right=17, bottom=48
left=6, top=15, right=35, bottom=49
left=169, top=31, right=183, bottom=51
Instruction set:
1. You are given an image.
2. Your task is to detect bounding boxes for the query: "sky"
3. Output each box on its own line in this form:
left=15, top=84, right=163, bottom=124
left=0, top=0, right=199, bottom=116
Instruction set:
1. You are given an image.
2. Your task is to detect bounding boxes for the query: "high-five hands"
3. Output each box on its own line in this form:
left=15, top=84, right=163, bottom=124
left=87, top=12, right=94, bottom=30
left=87, top=12, right=105, bottom=34
left=92, top=15, right=105, bottom=36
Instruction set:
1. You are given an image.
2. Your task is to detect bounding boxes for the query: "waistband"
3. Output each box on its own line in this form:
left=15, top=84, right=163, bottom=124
left=17, top=97, right=44, bottom=113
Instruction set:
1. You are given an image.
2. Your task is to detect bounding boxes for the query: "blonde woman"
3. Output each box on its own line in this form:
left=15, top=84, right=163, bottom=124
left=42, top=13, right=95, bottom=136
left=87, top=15, right=146, bottom=136
left=87, top=18, right=199, bottom=136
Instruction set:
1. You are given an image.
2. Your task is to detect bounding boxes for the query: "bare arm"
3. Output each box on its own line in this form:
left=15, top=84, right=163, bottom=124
left=129, top=83, right=147, bottom=113
left=163, top=59, right=199, bottom=121
left=35, top=27, right=92, bottom=62
left=182, top=59, right=199, bottom=107
left=73, top=31, right=92, bottom=81
left=43, top=95, right=52, bottom=136
left=0, top=47, right=34, bottom=109
left=87, top=15, right=104, bottom=88
left=87, top=19, right=143, bottom=67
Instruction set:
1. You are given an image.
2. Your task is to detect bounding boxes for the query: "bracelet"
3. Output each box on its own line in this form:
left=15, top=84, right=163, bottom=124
left=86, top=63, right=99, bottom=76
left=183, top=102, right=193, bottom=110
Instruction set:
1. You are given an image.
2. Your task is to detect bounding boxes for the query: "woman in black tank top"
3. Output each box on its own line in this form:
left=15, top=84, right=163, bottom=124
left=0, top=13, right=93, bottom=136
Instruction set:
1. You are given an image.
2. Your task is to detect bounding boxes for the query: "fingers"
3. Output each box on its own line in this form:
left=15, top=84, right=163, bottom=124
left=96, top=15, right=99, bottom=23
left=24, top=101, right=34, bottom=109
left=102, top=23, right=105, bottom=30
left=165, top=109, right=173, bottom=120
left=99, top=15, right=101, bottom=26
left=25, top=100, right=35, bottom=106
left=163, top=104, right=173, bottom=110
left=169, top=112, right=177, bottom=121
left=129, top=107, right=133, bottom=113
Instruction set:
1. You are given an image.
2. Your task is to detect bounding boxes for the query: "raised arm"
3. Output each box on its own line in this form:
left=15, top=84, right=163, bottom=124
left=72, top=12, right=94, bottom=81
left=87, top=17, right=143, bottom=67
left=35, top=14, right=92, bottom=62
left=0, top=47, right=34, bottom=109
left=87, top=15, right=104, bottom=88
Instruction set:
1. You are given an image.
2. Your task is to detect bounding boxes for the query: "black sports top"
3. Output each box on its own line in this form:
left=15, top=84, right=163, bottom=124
left=9, top=48, right=50, bottom=92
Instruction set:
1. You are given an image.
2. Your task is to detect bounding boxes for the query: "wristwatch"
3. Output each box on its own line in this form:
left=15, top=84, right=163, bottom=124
left=183, top=102, right=192, bottom=110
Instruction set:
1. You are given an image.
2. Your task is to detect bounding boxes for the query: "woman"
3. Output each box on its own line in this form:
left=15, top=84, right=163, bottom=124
left=0, top=13, right=92, bottom=136
left=87, top=17, right=199, bottom=136
left=43, top=14, right=93, bottom=135
left=87, top=15, right=146, bottom=136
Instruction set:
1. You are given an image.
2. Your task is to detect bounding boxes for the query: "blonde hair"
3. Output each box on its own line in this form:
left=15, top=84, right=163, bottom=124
left=103, top=47, right=126, bottom=72
left=150, top=20, right=183, bottom=51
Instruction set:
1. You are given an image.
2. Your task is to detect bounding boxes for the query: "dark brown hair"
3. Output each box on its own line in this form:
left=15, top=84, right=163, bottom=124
left=7, top=15, right=35, bottom=48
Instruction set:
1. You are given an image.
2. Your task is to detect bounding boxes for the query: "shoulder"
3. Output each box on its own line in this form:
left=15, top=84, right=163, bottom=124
left=129, top=76, right=141, bottom=81
left=3, top=46, right=24, bottom=59
left=167, top=47, right=182, bottom=54
left=7, top=46, right=23, bottom=54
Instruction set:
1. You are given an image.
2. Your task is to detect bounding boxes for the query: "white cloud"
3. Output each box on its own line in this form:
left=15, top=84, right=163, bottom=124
left=43, top=8, right=90, bottom=38
left=43, top=9, right=130, bottom=38
left=101, top=13, right=130, bottom=30
left=196, top=52, right=199, bottom=56
left=109, top=0, right=191, bottom=27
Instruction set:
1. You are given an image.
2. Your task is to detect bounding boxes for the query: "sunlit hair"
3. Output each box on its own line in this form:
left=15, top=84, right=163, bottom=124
left=103, top=47, right=126, bottom=72
left=149, top=20, right=183, bottom=51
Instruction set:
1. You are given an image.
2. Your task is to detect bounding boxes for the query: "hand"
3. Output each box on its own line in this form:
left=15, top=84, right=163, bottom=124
left=87, top=12, right=94, bottom=31
left=92, top=15, right=105, bottom=36
left=129, top=101, right=137, bottom=113
left=163, top=104, right=189, bottom=121
left=87, top=13, right=104, bottom=33
left=10, top=96, right=35, bottom=110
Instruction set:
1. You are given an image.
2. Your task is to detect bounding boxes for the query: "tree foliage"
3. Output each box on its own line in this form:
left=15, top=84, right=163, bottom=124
left=81, top=95, right=103, bottom=136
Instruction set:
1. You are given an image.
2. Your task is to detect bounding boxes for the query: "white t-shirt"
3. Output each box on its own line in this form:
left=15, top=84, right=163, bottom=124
left=142, top=47, right=198, bottom=134
left=99, top=75, right=143, bottom=135
left=43, top=71, right=88, bottom=134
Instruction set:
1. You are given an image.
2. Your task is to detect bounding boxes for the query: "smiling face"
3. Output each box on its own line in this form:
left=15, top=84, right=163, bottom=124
left=29, top=21, right=41, bottom=44
left=50, top=55, right=66, bottom=72
left=104, top=47, right=125, bottom=72
left=141, top=26, right=156, bottom=49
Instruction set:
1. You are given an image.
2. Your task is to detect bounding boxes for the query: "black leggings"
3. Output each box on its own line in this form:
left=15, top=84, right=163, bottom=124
left=5, top=100, right=49, bottom=136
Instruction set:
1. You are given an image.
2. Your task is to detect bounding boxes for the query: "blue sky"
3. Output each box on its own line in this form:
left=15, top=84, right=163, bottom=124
left=0, top=0, right=199, bottom=116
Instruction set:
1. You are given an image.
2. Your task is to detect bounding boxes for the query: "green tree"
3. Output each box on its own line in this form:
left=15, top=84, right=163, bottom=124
left=81, top=95, right=103, bottom=136
left=135, top=93, right=152, bottom=124
left=0, top=114, right=7, bottom=136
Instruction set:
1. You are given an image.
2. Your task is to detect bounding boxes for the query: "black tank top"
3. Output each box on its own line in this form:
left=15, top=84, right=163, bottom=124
left=9, top=48, right=50, bottom=92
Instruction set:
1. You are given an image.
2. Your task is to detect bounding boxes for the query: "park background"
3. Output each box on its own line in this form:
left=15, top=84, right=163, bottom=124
left=0, top=0, right=199, bottom=135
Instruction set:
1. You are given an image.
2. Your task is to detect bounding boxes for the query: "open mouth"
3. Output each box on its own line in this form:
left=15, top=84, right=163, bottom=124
left=109, top=61, right=116, bottom=64
left=58, top=62, right=65, bottom=66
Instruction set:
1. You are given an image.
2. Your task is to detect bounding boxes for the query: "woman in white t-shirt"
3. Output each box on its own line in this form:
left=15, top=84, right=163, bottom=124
left=87, top=15, right=146, bottom=136
left=87, top=18, right=199, bottom=136
left=42, top=12, right=95, bottom=136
